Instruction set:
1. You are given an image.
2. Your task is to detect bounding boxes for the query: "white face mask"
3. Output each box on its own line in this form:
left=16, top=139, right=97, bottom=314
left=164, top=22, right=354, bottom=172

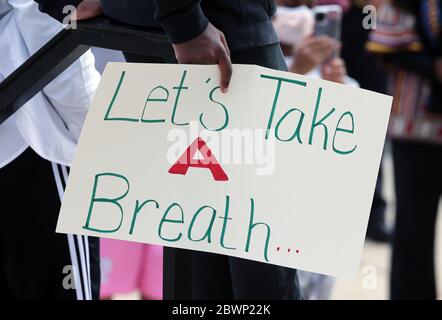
left=273, top=5, right=314, bottom=46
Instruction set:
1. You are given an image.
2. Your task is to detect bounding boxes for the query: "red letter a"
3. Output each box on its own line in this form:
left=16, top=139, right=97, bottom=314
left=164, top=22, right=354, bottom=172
left=168, top=137, right=228, bottom=181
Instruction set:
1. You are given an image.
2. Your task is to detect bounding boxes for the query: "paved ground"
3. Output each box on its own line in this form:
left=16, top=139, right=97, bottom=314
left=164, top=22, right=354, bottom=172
left=331, top=147, right=442, bottom=300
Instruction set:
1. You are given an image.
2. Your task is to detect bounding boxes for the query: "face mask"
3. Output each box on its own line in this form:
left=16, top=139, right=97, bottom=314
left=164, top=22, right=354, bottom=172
left=274, top=5, right=314, bottom=46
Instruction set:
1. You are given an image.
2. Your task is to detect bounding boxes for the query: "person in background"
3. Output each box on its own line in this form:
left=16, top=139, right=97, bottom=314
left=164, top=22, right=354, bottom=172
left=274, top=0, right=357, bottom=299
left=278, top=0, right=391, bottom=243
left=367, top=0, right=442, bottom=299
left=275, top=0, right=357, bottom=86
left=278, top=1, right=391, bottom=243
left=341, top=0, right=391, bottom=243
left=0, top=0, right=100, bottom=299
left=35, top=0, right=303, bottom=300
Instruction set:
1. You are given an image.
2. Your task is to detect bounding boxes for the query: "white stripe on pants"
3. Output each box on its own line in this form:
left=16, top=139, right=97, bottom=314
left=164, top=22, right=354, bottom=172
left=51, top=163, right=92, bottom=300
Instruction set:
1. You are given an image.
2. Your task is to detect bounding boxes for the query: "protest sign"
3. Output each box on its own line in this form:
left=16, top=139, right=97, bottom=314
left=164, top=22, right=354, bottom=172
left=57, top=63, right=391, bottom=277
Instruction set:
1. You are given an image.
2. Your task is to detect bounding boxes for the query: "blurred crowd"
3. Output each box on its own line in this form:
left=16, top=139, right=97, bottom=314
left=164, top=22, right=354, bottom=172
left=275, top=0, right=441, bottom=300
left=0, top=0, right=441, bottom=300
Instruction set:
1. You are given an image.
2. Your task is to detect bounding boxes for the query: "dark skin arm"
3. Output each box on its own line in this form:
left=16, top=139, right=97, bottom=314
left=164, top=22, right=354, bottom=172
left=35, top=0, right=232, bottom=92
left=152, top=0, right=232, bottom=92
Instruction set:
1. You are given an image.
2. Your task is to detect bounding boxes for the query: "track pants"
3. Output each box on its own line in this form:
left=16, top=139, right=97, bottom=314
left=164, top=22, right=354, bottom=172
left=0, top=148, right=100, bottom=299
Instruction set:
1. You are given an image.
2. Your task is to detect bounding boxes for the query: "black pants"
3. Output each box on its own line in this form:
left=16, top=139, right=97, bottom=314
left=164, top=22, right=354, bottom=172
left=125, top=43, right=302, bottom=299
left=0, top=149, right=100, bottom=299
left=367, top=166, right=387, bottom=232
left=390, top=140, right=442, bottom=299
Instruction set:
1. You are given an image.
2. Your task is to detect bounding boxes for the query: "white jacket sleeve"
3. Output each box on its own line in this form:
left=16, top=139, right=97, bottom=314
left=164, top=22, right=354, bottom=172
left=11, top=0, right=100, bottom=142
left=4, top=0, right=100, bottom=165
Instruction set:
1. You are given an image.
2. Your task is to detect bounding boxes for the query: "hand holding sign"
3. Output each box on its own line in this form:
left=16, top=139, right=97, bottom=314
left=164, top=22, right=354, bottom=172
left=172, top=23, right=232, bottom=93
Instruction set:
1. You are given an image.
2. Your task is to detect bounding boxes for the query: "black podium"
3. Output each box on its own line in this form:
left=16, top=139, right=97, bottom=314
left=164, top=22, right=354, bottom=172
left=0, top=17, right=192, bottom=300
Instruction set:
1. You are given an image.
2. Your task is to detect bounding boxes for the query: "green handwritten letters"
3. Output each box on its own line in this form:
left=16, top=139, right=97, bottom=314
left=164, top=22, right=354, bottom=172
left=56, top=64, right=392, bottom=277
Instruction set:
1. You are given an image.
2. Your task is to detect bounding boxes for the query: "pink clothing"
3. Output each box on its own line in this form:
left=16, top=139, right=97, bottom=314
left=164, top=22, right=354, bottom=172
left=100, top=239, right=163, bottom=299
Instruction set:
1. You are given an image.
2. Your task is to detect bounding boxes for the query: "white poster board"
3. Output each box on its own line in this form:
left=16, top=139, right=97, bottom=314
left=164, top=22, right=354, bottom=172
left=57, top=63, right=392, bottom=277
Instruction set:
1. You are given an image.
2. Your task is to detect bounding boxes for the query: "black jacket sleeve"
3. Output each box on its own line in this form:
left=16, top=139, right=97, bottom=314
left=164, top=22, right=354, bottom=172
left=35, top=0, right=209, bottom=44
left=34, top=0, right=82, bottom=22
left=152, top=0, right=209, bottom=44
